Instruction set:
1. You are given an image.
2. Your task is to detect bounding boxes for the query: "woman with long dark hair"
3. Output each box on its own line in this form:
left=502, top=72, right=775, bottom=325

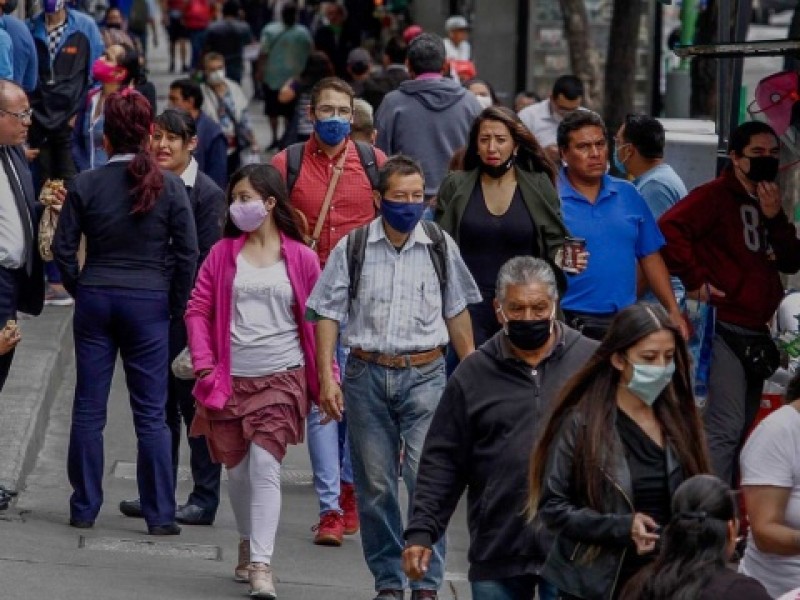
left=619, top=474, right=770, bottom=600
left=436, top=105, right=569, bottom=347
left=527, top=303, right=711, bottom=599
left=185, top=164, right=325, bottom=598
left=53, top=90, right=199, bottom=535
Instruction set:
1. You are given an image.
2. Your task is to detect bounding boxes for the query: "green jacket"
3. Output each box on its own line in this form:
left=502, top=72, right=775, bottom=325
left=435, top=167, right=569, bottom=262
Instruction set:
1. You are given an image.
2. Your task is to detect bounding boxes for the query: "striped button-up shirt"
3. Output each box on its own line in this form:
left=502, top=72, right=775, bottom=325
left=306, top=217, right=481, bottom=354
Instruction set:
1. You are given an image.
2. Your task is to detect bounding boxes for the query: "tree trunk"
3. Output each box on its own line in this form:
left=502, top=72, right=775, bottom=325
left=690, top=0, right=718, bottom=119
left=603, top=0, right=644, bottom=134
left=559, top=0, right=602, bottom=110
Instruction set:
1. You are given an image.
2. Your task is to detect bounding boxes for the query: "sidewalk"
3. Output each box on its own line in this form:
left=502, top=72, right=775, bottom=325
left=0, top=20, right=472, bottom=600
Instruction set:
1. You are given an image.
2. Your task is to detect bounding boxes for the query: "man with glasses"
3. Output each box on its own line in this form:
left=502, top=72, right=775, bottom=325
left=519, top=74, right=584, bottom=163
left=272, top=76, right=386, bottom=547
left=614, top=114, right=687, bottom=303
left=556, top=110, right=685, bottom=340
left=660, top=121, right=800, bottom=489
left=0, top=80, right=45, bottom=394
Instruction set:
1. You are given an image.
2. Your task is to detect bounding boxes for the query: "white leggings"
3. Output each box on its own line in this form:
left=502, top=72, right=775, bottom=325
left=227, top=442, right=282, bottom=564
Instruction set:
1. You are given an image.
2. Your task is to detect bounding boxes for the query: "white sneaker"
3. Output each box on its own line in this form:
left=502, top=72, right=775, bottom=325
left=249, top=562, right=276, bottom=598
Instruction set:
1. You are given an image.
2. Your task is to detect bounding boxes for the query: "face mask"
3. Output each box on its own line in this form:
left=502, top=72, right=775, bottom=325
left=106, top=22, right=122, bottom=29
left=626, top=360, right=676, bottom=406
left=314, top=116, right=351, bottom=146
left=43, top=0, right=64, bottom=13
left=229, top=201, right=268, bottom=232
left=744, top=155, right=780, bottom=182
left=380, top=198, right=426, bottom=233
left=613, top=144, right=629, bottom=176
left=475, top=95, right=492, bottom=110
left=92, top=59, right=126, bottom=84
left=3, top=0, right=19, bottom=13
left=206, top=69, right=225, bottom=85
left=480, top=155, right=515, bottom=179
left=500, top=308, right=554, bottom=351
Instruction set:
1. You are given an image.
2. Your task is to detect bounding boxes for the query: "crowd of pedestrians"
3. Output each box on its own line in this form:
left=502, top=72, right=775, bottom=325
left=0, top=1, right=799, bottom=600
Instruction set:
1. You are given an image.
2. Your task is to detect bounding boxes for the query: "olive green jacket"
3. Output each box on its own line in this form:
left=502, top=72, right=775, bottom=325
left=434, top=167, right=569, bottom=261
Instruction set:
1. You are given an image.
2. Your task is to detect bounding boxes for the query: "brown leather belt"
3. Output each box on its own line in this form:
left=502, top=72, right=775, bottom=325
left=350, top=346, right=445, bottom=369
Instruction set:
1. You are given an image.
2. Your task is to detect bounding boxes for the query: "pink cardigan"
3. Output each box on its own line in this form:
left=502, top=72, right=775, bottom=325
left=185, top=232, right=328, bottom=410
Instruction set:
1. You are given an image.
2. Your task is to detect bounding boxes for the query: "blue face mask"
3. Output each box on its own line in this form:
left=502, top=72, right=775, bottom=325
left=44, top=0, right=64, bottom=13
left=380, top=198, right=426, bottom=234
left=613, top=144, right=629, bottom=177
left=626, top=360, right=676, bottom=407
left=314, top=117, right=351, bottom=146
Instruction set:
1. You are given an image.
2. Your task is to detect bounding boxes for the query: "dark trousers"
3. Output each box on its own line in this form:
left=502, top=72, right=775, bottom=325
left=68, top=286, right=175, bottom=527
left=31, top=122, right=77, bottom=183
left=166, top=318, right=221, bottom=514
left=562, top=309, right=615, bottom=341
left=0, top=266, right=21, bottom=392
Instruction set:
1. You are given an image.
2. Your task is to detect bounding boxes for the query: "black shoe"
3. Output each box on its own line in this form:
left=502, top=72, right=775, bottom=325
left=410, top=591, right=438, bottom=600
left=0, top=485, right=18, bottom=496
left=175, top=503, right=214, bottom=525
left=148, top=522, right=181, bottom=535
left=69, top=518, right=94, bottom=528
left=0, top=497, right=9, bottom=511
left=119, top=498, right=143, bottom=519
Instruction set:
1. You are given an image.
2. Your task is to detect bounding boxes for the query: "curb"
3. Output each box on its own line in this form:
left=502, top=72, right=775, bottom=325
left=0, top=307, right=73, bottom=492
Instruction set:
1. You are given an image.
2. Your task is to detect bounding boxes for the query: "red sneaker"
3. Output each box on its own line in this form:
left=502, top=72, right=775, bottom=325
left=312, top=510, right=344, bottom=546
left=340, top=482, right=360, bottom=535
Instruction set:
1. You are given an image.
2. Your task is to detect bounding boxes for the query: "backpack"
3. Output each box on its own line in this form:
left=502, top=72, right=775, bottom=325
left=345, top=220, right=448, bottom=310
left=285, top=140, right=380, bottom=194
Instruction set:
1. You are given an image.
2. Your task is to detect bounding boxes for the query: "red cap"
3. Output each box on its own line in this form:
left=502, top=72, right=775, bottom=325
left=403, top=25, right=423, bottom=44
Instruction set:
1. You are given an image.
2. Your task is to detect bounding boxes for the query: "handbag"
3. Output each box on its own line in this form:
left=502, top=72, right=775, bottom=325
left=683, top=297, right=715, bottom=407
left=304, top=150, right=347, bottom=251
left=717, top=324, right=780, bottom=381
left=171, top=346, right=196, bottom=380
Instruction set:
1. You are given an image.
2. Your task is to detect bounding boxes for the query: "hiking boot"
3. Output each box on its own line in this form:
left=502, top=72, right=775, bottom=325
left=249, top=562, right=276, bottom=598
left=235, top=539, right=250, bottom=583
left=340, top=482, right=359, bottom=535
left=311, top=510, right=344, bottom=546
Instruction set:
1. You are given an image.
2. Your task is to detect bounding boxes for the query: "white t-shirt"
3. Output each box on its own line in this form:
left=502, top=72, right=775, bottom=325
left=739, top=405, right=800, bottom=598
left=230, top=255, right=304, bottom=378
left=443, top=38, right=471, bottom=61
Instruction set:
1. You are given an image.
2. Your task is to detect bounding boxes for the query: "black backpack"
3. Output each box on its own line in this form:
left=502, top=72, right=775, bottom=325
left=285, top=140, right=380, bottom=193
left=345, top=220, right=448, bottom=310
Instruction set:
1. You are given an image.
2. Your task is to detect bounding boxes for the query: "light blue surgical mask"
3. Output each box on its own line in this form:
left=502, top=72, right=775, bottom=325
left=625, top=359, right=675, bottom=406
left=613, top=143, right=630, bottom=177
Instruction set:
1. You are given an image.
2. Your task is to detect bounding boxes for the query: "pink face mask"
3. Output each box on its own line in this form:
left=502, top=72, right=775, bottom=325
left=92, top=59, right=127, bottom=84
left=229, top=201, right=268, bottom=232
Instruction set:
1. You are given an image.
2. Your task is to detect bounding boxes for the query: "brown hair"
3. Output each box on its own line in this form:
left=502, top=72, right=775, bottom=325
left=104, top=89, right=164, bottom=214
left=310, top=76, right=355, bottom=109
left=463, top=106, right=557, bottom=184
left=527, top=303, right=710, bottom=519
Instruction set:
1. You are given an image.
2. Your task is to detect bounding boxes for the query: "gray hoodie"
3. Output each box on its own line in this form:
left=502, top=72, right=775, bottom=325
left=375, top=77, right=483, bottom=197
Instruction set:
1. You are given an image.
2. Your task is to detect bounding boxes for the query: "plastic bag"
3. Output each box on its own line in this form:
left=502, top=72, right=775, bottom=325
left=171, top=346, right=195, bottom=380
left=683, top=298, right=715, bottom=408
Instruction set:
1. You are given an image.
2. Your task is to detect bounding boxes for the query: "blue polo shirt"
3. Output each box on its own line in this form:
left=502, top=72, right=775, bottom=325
left=558, top=168, right=665, bottom=314
left=1, top=15, right=37, bottom=92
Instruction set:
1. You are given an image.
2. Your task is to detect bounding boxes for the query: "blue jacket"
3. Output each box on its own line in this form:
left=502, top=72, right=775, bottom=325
left=28, top=8, right=104, bottom=132
left=1, top=15, right=38, bottom=92
left=195, top=112, right=228, bottom=189
left=0, top=27, right=12, bottom=80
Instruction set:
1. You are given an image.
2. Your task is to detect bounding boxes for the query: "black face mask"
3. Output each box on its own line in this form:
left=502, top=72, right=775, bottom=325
left=745, top=155, right=780, bottom=182
left=480, top=155, right=515, bottom=179
left=106, top=22, right=122, bottom=29
left=505, top=318, right=552, bottom=351
left=2, top=0, right=18, bottom=13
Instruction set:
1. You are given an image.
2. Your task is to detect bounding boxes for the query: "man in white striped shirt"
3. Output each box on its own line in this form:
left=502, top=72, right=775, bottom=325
left=306, top=155, right=481, bottom=600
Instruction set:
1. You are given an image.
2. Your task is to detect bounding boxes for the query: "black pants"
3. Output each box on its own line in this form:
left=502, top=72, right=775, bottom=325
left=562, top=310, right=615, bottom=341
left=0, top=266, right=21, bottom=392
left=166, top=318, right=221, bottom=514
left=31, top=122, right=77, bottom=183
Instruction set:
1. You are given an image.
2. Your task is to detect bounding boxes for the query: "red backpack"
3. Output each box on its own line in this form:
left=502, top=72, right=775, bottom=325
left=182, top=0, right=211, bottom=31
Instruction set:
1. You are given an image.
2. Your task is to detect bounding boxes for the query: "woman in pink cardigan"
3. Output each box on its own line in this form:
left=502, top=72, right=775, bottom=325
left=185, top=164, right=322, bottom=598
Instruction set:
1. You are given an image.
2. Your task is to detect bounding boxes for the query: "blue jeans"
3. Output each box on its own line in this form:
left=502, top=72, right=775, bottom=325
left=471, top=576, right=558, bottom=600
left=307, top=342, right=353, bottom=514
left=344, top=355, right=447, bottom=592
left=68, top=286, right=175, bottom=527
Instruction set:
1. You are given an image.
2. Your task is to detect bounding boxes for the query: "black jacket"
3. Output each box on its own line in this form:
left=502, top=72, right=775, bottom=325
left=405, top=325, right=598, bottom=581
left=188, top=170, right=226, bottom=270
left=53, top=162, right=199, bottom=318
left=538, top=411, right=686, bottom=599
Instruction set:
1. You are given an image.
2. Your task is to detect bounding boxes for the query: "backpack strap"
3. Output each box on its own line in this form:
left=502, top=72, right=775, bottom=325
left=353, top=140, right=380, bottom=190
left=420, top=220, right=448, bottom=308
left=285, top=142, right=306, bottom=194
left=346, top=224, right=370, bottom=303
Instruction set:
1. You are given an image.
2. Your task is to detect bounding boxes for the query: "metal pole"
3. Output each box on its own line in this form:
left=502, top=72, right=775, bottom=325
left=730, top=0, right=754, bottom=135
left=718, top=0, right=731, bottom=149
left=679, top=0, right=699, bottom=70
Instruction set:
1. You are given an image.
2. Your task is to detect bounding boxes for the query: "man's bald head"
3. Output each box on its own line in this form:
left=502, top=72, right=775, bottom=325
left=0, top=79, right=25, bottom=107
left=0, top=79, right=31, bottom=146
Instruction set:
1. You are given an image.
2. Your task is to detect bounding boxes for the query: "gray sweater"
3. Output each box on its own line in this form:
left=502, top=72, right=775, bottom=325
left=375, top=77, right=483, bottom=197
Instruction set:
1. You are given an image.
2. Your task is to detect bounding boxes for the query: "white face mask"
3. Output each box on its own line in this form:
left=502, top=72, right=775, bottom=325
left=476, top=95, right=492, bottom=110
left=207, top=69, right=226, bottom=85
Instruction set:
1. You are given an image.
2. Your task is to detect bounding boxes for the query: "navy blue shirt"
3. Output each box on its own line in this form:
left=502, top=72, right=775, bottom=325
left=194, top=112, right=228, bottom=190
left=53, top=159, right=199, bottom=317
left=558, top=169, right=664, bottom=314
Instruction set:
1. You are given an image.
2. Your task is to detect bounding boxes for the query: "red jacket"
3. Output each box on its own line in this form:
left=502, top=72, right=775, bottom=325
left=659, top=169, right=800, bottom=330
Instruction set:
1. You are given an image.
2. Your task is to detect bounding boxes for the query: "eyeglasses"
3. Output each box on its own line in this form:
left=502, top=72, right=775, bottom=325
left=0, top=107, right=33, bottom=123
left=314, top=104, right=353, bottom=119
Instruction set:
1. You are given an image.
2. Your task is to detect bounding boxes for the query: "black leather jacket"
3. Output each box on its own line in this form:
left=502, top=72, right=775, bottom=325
left=537, top=410, right=685, bottom=600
